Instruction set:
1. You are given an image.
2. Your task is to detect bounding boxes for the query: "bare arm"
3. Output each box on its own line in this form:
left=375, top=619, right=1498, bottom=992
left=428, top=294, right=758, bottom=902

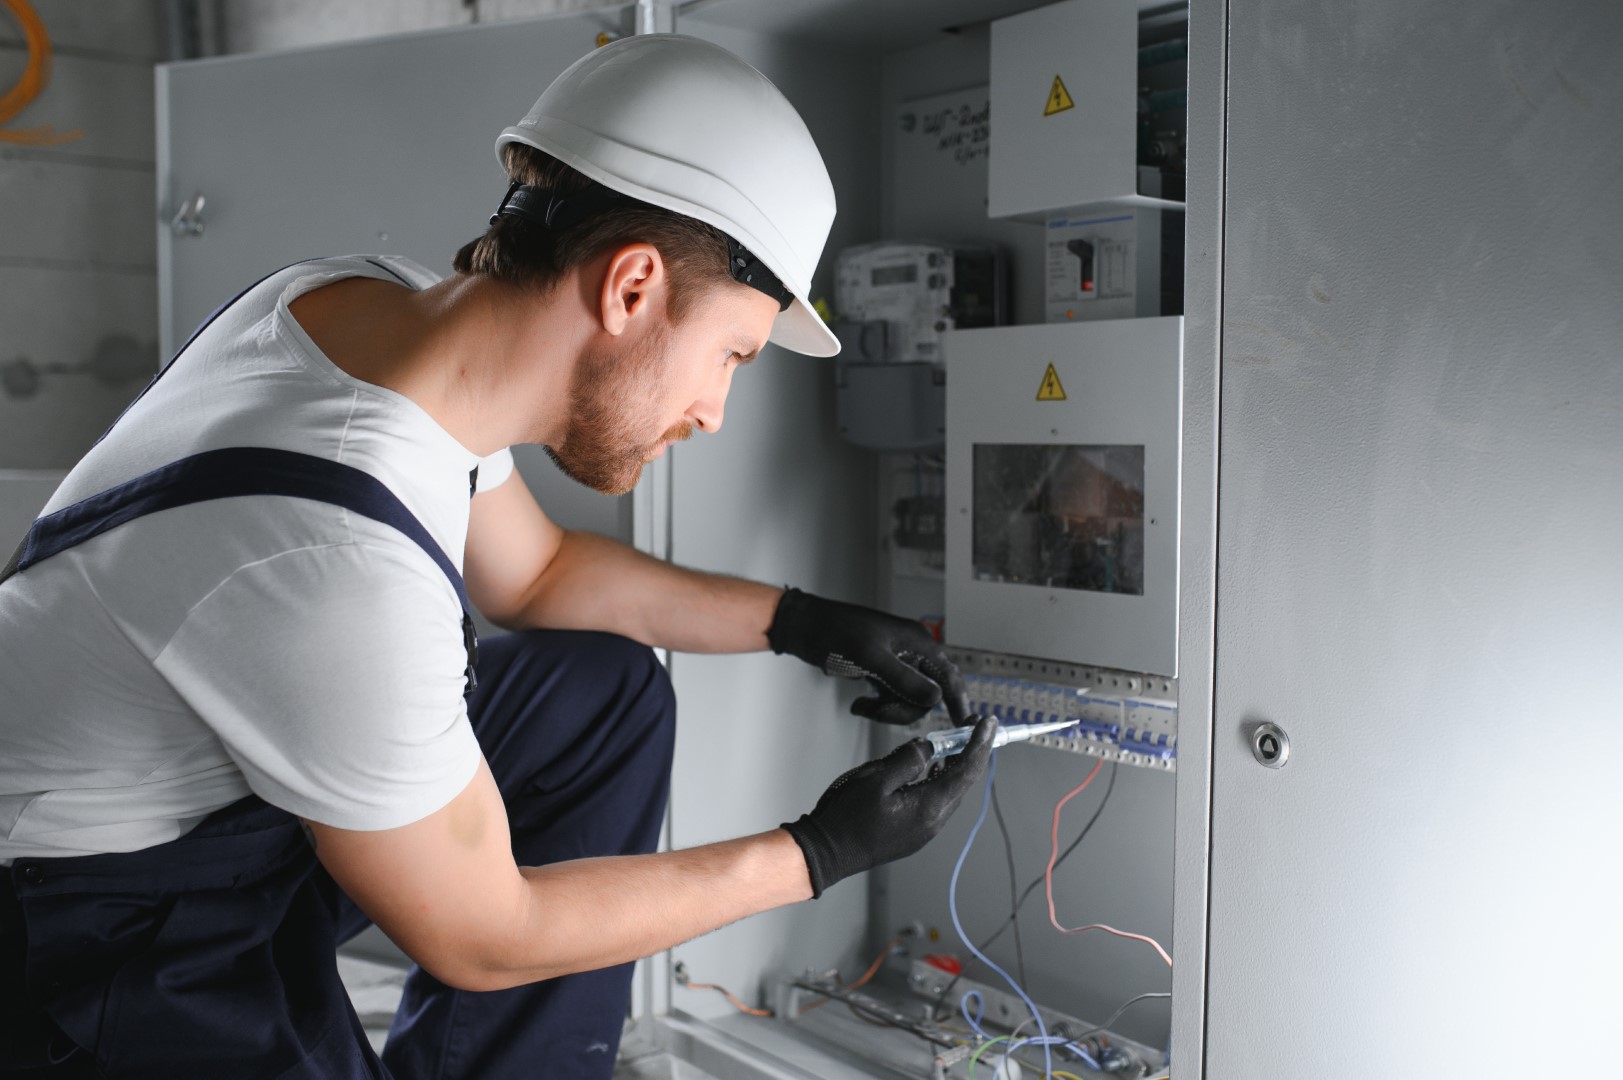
left=308, top=760, right=812, bottom=992
left=463, top=470, right=782, bottom=653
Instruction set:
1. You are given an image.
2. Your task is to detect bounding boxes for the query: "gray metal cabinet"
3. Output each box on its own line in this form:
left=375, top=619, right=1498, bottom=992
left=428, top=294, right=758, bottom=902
left=1184, top=0, right=1623, bottom=1076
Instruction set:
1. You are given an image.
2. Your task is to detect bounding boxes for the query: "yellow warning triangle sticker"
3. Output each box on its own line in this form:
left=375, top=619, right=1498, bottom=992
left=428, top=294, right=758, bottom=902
left=1044, top=75, right=1075, bottom=117
left=1036, top=363, right=1068, bottom=401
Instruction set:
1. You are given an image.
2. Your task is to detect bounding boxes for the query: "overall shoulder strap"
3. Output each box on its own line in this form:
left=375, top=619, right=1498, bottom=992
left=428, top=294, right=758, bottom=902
left=96, top=255, right=409, bottom=449
left=2, top=447, right=479, bottom=695
left=94, top=260, right=312, bottom=449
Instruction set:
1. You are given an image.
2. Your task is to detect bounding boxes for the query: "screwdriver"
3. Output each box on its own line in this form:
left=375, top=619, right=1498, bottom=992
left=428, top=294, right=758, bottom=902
left=925, top=717, right=1081, bottom=761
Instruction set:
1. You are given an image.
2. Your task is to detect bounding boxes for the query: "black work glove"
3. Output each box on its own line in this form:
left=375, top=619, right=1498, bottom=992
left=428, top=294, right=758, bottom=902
left=766, top=588, right=970, bottom=725
left=782, top=716, right=996, bottom=897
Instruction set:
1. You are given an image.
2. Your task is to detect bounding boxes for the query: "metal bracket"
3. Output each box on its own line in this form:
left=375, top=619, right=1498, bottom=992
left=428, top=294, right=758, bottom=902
left=635, top=0, right=674, bottom=34
left=170, top=191, right=206, bottom=238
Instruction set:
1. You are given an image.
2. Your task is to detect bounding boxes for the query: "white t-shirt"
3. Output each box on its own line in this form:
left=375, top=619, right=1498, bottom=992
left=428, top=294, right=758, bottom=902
left=0, top=255, right=512, bottom=862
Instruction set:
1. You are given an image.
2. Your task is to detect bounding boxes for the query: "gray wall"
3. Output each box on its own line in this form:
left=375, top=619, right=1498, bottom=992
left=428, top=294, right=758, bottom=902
left=0, top=1, right=161, bottom=471
left=216, top=0, right=625, bottom=54
left=1201, top=0, right=1623, bottom=1076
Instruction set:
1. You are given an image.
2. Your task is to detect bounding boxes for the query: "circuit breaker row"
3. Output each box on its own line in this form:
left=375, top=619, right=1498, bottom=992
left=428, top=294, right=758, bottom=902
left=924, top=648, right=1178, bottom=771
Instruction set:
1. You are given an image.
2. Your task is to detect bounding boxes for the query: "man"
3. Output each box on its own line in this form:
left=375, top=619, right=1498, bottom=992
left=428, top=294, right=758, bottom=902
left=0, top=33, right=992, bottom=1080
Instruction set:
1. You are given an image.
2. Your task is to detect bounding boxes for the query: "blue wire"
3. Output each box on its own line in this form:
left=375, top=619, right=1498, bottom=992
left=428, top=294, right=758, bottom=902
left=960, top=989, right=988, bottom=1037
left=948, top=751, right=1053, bottom=1078
left=1069, top=1044, right=1104, bottom=1072
left=997, top=1035, right=1103, bottom=1075
left=1004, top=1036, right=1104, bottom=1073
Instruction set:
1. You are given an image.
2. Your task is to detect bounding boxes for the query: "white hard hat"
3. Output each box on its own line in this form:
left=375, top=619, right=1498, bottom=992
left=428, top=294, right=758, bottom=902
left=497, top=34, right=840, bottom=358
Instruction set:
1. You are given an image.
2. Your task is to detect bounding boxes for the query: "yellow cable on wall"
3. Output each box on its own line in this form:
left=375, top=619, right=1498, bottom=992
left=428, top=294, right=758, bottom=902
left=1, top=0, right=83, bottom=145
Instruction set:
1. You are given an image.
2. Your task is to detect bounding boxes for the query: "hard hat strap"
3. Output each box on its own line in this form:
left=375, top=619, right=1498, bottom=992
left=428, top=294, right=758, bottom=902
left=490, top=181, right=793, bottom=313
left=725, top=237, right=792, bottom=313
left=489, top=180, right=627, bottom=232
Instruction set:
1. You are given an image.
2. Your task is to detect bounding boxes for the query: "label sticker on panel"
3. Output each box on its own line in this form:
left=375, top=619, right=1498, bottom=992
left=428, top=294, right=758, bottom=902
left=1036, top=363, right=1068, bottom=401
left=1044, top=75, right=1075, bottom=117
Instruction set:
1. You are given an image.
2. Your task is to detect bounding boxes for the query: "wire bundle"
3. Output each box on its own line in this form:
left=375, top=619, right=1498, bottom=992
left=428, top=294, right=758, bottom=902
left=949, top=751, right=1058, bottom=1076
left=929, top=760, right=1122, bottom=1017
left=950, top=752, right=1173, bottom=1078
left=683, top=750, right=1173, bottom=1076
left=1044, top=761, right=1174, bottom=967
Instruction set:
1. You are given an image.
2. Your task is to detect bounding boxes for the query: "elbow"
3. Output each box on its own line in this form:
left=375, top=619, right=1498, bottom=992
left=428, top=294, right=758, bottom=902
left=388, top=867, right=595, bottom=991
left=412, top=940, right=574, bottom=993
left=478, top=561, right=567, bottom=633
left=477, top=608, right=526, bottom=635
left=473, top=584, right=536, bottom=632
left=399, top=926, right=521, bottom=991
left=438, top=965, right=520, bottom=994
left=415, top=951, right=525, bottom=993
left=407, top=944, right=494, bottom=992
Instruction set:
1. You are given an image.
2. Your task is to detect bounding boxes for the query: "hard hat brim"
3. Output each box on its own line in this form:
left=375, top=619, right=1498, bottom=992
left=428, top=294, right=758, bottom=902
left=773, top=294, right=841, bottom=358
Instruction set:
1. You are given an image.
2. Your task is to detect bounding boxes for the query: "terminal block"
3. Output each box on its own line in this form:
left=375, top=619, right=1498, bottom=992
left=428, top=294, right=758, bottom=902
left=922, top=647, right=1178, bottom=772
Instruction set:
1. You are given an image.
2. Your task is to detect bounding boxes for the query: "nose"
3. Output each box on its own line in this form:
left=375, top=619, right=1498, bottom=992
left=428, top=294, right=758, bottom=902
left=688, top=363, right=735, bottom=435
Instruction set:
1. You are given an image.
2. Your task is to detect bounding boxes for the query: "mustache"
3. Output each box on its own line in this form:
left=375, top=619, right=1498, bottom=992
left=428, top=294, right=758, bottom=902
left=659, top=420, right=695, bottom=445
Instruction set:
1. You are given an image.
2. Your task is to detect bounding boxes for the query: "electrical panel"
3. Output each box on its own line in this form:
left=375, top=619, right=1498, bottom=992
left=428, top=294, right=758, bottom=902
left=989, top=0, right=1188, bottom=218
left=834, top=243, right=1004, bottom=366
left=1045, top=207, right=1184, bottom=324
left=944, top=317, right=1183, bottom=677
left=833, top=243, right=1006, bottom=452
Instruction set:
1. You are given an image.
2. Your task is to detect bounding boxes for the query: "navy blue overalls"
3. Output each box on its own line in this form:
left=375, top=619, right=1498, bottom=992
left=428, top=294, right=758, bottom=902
left=0, top=264, right=677, bottom=1079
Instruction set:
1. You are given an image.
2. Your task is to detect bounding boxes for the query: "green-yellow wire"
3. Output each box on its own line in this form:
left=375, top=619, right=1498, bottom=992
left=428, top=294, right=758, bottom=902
left=967, top=1036, right=1010, bottom=1078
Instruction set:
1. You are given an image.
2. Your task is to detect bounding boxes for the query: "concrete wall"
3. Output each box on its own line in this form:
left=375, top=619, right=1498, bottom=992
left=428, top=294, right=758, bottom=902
left=0, top=1, right=162, bottom=471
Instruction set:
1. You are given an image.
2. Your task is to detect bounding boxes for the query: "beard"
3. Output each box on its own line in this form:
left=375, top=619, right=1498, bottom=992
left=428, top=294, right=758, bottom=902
left=544, top=325, right=692, bottom=496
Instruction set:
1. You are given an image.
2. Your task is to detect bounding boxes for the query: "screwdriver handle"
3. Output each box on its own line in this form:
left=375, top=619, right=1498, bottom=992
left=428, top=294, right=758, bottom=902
left=924, top=726, right=981, bottom=761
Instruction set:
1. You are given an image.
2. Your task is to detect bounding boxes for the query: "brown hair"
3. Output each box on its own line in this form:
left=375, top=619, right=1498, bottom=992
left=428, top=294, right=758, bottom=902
left=453, top=143, right=735, bottom=321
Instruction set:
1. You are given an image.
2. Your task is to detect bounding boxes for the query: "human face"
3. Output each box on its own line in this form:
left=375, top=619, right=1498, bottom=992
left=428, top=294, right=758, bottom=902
left=545, top=283, right=780, bottom=495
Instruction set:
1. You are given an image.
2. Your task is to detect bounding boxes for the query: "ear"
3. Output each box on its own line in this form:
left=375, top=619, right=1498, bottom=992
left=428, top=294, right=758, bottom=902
left=598, top=243, right=666, bottom=337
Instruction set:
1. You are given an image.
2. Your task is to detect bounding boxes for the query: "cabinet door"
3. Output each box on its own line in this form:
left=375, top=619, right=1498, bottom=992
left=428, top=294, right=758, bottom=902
left=1204, top=0, right=1623, bottom=1076
left=156, top=10, right=631, bottom=540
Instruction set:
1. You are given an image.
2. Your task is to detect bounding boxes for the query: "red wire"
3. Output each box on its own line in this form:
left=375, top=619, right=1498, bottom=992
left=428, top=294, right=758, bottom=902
left=1044, top=758, right=1174, bottom=967
left=683, top=937, right=902, bottom=1022
left=798, top=936, right=900, bottom=1013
